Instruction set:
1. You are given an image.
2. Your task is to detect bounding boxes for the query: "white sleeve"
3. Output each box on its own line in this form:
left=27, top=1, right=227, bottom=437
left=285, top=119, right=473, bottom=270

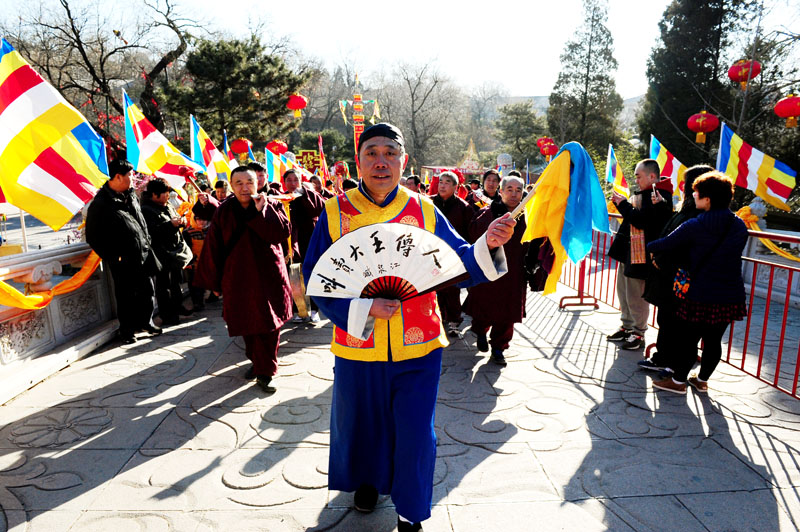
left=347, top=298, right=375, bottom=341
left=474, top=233, right=508, bottom=281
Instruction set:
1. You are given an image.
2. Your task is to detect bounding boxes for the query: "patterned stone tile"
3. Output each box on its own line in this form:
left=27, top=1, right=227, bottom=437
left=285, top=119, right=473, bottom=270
left=67, top=511, right=204, bottom=532
left=678, top=489, right=798, bottom=531
left=192, top=503, right=452, bottom=532
left=439, top=443, right=559, bottom=505
left=0, top=449, right=134, bottom=512
left=94, top=448, right=329, bottom=511
left=140, top=406, right=259, bottom=451
left=2, top=510, right=83, bottom=532
left=712, top=426, right=800, bottom=489
left=534, top=436, right=771, bottom=501
left=0, top=406, right=169, bottom=450
left=602, top=495, right=707, bottom=531
left=448, top=500, right=635, bottom=532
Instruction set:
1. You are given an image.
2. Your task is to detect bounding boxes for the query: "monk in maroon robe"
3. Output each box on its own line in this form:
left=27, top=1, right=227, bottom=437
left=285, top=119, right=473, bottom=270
left=194, top=167, right=292, bottom=392
left=284, top=169, right=326, bottom=323
left=465, top=169, right=501, bottom=212
left=463, top=175, right=529, bottom=366
left=432, top=171, right=473, bottom=335
left=283, top=170, right=326, bottom=263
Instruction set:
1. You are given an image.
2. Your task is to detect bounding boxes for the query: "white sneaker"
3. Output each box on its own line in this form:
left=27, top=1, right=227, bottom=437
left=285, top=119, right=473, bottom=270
left=310, top=311, right=320, bottom=323
left=292, top=315, right=304, bottom=323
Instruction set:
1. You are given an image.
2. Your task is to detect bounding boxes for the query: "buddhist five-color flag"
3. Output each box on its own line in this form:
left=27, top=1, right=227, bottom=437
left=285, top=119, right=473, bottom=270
left=0, top=38, right=108, bottom=230
left=222, top=130, right=237, bottom=167
left=264, top=148, right=285, bottom=183
left=189, top=115, right=230, bottom=184
left=650, top=136, right=686, bottom=198
left=123, top=90, right=201, bottom=191
left=318, top=134, right=331, bottom=184
left=605, top=144, right=629, bottom=198
left=716, top=123, right=796, bottom=211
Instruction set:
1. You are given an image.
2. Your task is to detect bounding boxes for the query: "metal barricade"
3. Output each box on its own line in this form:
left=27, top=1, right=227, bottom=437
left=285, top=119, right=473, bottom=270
left=558, top=213, right=800, bottom=398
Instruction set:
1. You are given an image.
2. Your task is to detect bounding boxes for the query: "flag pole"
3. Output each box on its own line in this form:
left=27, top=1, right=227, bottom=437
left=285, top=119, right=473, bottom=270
left=189, top=115, right=194, bottom=161
left=509, top=175, right=543, bottom=220
left=19, top=208, right=28, bottom=252
left=526, top=159, right=530, bottom=185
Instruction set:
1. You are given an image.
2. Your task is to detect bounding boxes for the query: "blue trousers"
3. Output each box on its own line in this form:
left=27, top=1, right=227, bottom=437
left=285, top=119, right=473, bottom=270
left=329, top=348, right=442, bottom=523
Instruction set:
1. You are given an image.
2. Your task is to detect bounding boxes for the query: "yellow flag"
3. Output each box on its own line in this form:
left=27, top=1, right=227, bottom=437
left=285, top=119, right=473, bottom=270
left=521, top=151, right=571, bottom=294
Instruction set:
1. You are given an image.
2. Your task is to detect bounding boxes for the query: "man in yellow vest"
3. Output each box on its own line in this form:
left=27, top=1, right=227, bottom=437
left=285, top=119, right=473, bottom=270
left=303, top=123, right=515, bottom=532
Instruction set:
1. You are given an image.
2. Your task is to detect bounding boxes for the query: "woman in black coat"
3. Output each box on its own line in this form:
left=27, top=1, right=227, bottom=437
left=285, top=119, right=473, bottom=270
left=638, top=164, right=712, bottom=374
left=647, top=172, right=748, bottom=395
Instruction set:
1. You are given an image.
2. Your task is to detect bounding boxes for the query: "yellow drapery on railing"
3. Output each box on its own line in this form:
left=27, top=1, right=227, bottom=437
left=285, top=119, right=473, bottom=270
left=737, top=207, right=800, bottom=263
left=0, top=251, right=102, bottom=310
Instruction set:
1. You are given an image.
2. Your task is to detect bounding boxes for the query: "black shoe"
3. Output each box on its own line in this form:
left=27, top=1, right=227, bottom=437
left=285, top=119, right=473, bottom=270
left=607, top=327, right=632, bottom=342
left=620, top=333, right=645, bottom=350
left=177, top=307, right=194, bottom=316
left=397, top=518, right=423, bottom=532
left=657, top=368, right=675, bottom=379
left=160, top=316, right=180, bottom=326
left=244, top=366, right=256, bottom=380
left=120, top=335, right=136, bottom=345
left=637, top=359, right=664, bottom=371
left=490, top=349, right=507, bottom=367
left=256, top=375, right=275, bottom=393
left=353, top=484, right=378, bottom=513
left=144, top=325, right=163, bottom=336
left=205, top=294, right=220, bottom=303
left=475, top=332, right=489, bottom=353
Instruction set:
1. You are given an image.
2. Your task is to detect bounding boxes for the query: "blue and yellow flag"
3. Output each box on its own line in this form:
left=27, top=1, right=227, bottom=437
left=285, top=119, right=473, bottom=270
left=522, top=142, right=610, bottom=294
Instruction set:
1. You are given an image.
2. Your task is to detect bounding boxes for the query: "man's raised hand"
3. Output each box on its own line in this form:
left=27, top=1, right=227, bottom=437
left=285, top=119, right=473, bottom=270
left=486, top=213, right=516, bottom=249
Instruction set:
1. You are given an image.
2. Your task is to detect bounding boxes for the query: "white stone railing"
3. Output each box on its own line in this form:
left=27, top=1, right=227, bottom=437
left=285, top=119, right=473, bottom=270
left=0, top=243, right=116, bottom=404
left=0, top=243, right=93, bottom=292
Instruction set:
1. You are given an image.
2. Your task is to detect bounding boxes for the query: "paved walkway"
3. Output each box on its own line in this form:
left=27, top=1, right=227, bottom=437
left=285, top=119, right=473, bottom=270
left=2, top=285, right=800, bottom=531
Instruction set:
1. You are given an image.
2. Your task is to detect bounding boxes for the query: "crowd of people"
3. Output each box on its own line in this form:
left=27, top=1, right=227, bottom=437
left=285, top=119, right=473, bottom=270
left=84, top=122, right=748, bottom=531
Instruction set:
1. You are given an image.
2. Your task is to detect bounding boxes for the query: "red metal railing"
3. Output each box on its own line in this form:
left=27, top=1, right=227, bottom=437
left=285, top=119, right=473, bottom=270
left=559, top=213, right=800, bottom=398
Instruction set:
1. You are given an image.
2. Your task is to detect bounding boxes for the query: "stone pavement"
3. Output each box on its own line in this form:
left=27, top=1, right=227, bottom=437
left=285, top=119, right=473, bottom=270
left=2, top=284, right=800, bottom=531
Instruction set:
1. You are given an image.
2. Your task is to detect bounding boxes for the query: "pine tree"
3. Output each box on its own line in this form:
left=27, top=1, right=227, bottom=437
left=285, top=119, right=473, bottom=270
left=547, top=0, right=623, bottom=154
left=495, top=101, right=547, bottom=167
left=636, top=0, right=756, bottom=164
left=159, top=37, right=309, bottom=145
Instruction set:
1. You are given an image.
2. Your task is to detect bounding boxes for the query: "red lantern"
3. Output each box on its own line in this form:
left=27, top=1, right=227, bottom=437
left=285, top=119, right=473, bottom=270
left=266, top=140, right=288, bottom=155
left=728, top=59, right=762, bottom=90
left=774, top=94, right=800, bottom=128
left=687, top=111, right=719, bottom=144
left=287, top=93, right=308, bottom=118
left=539, top=142, right=558, bottom=160
left=230, top=138, right=252, bottom=154
left=536, top=136, right=554, bottom=148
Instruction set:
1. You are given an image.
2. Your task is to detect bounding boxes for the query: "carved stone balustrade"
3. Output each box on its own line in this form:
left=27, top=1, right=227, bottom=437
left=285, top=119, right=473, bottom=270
left=0, top=243, right=117, bottom=404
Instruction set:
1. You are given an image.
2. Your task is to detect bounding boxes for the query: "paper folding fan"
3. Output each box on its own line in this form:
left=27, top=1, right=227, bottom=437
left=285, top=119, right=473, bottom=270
left=306, top=223, right=468, bottom=301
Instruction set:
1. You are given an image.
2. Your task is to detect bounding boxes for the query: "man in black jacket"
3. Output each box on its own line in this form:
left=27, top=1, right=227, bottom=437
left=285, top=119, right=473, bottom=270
left=141, top=177, right=193, bottom=326
left=606, top=159, right=673, bottom=350
left=86, top=159, right=162, bottom=344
